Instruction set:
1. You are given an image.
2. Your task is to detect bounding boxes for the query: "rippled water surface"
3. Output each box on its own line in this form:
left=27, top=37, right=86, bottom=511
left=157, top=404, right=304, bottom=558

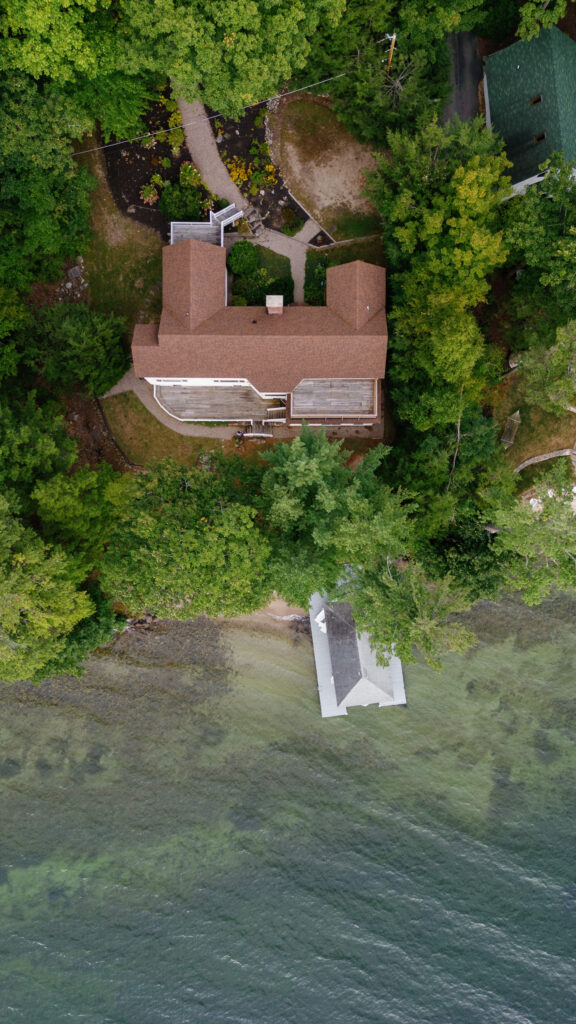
left=1, top=597, right=575, bottom=1023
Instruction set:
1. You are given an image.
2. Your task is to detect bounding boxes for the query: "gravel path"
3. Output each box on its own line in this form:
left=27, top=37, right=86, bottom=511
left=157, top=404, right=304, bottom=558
left=177, top=97, right=247, bottom=210
left=177, top=97, right=317, bottom=302
left=103, top=368, right=238, bottom=439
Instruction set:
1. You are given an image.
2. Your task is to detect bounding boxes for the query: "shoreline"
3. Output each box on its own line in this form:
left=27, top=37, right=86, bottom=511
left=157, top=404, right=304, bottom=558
left=225, top=598, right=309, bottom=638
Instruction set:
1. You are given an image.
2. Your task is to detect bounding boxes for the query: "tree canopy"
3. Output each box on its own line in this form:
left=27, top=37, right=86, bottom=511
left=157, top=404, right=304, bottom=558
left=100, top=460, right=273, bottom=618
left=367, top=116, right=510, bottom=431
left=0, top=0, right=346, bottom=121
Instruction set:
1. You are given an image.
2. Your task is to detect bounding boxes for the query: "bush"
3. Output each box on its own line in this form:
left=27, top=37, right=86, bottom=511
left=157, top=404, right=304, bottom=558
left=31, top=304, right=128, bottom=397
left=304, top=252, right=328, bottom=305
left=227, top=240, right=259, bottom=276
left=281, top=207, right=305, bottom=236
left=159, top=182, right=204, bottom=220
left=179, top=161, right=203, bottom=188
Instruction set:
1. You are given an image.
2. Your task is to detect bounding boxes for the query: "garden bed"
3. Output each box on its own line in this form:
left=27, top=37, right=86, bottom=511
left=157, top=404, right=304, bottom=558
left=207, top=104, right=309, bottom=234
left=104, top=89, right=226, bottom=241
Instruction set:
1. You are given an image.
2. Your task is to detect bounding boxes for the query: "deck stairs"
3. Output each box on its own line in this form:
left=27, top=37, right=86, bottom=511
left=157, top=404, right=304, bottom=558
left=170, top=204, right=244, bottom=246
left=243, top=204, right=264, bottom=237
left=244, top=420, right=273, bottom=439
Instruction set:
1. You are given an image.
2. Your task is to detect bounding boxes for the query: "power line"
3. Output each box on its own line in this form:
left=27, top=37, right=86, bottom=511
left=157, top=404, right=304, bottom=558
left=71, top=70, right=351, bottom=158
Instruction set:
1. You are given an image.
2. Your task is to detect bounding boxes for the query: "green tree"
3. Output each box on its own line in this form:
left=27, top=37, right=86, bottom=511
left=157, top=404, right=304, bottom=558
left=502, top=155, right=576, bottom=350
left=0, top=74, right=94, bottom=292
left=0, top=0, right=346, bottom=119
left=37, top=584, right=119, bottom=679
left=517, top=0, right=567, bottom=40
left=29, top=304, right=128, bottom=397
left=0, top=393, right=76, bottom=512
left=32, top=464, right=123, bottom=569
left=0, top=498, right=94, bottom=684
left=366, top=116, right=511, bottom=431
left=100, top=460, right=272, bottom=617
left=520, top=320, right=576, bottom=415
left=493, top=462, right=576, bottom=603
left=340, top=561, right=476, bottom=668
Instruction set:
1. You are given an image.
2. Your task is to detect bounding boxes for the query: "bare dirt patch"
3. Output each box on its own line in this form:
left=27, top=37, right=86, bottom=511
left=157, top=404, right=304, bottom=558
left=271, top=96, right=380, bottom=240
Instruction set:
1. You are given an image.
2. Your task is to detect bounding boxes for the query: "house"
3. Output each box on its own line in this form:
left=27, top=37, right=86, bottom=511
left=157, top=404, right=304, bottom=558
left=309, top=592, right=406, bottom=718
left=483, top=27, right=576, bottom=194
left=131, top=234, right=388, bottom=431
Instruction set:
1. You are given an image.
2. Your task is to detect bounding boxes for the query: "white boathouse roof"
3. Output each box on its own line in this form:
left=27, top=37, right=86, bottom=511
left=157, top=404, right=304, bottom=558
left=309, top=592, right=406, bottom=718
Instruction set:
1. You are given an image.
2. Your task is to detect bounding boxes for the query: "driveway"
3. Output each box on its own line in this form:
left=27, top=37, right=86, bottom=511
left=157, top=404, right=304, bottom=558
left=444, top=32, right=483, bottom=122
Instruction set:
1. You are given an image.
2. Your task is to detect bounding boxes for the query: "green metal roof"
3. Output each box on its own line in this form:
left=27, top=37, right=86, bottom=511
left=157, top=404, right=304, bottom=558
left=485, top=27, right=576, bottom=184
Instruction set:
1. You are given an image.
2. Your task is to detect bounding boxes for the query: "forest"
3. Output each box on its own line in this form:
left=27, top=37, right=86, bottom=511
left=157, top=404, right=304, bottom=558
left=1, top=0, right=576, bottom=684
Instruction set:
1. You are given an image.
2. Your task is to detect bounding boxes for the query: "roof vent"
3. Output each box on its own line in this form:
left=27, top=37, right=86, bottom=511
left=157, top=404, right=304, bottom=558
left=266, top=294, right=284, bottom=316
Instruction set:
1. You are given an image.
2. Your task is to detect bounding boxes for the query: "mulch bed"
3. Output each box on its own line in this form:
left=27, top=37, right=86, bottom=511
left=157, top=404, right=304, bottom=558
left=103, top=95, right=195, bottom=241
left=206, top=103, right=309, bottom=232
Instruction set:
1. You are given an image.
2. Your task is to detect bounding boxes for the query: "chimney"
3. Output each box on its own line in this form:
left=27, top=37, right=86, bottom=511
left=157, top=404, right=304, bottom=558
left=266, top=294, right=284, bottom=315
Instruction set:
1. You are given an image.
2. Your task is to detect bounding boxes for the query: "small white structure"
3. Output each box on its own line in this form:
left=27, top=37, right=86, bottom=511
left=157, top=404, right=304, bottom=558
left=309, top=592, right=406, bottom=718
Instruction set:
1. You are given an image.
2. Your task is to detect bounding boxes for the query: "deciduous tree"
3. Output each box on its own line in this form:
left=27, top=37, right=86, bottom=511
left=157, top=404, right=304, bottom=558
left=0, top=498, right=94, bottom=684
left=100, top=460, right=272, bottom=618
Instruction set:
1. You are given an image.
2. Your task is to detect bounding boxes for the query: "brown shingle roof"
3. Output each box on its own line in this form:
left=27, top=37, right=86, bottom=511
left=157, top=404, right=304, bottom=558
left=132, top=239, right=388, bottom=393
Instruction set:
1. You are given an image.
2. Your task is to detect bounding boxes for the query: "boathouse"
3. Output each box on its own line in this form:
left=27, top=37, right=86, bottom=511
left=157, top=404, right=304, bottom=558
left=309, top=592, right=406, bottom=718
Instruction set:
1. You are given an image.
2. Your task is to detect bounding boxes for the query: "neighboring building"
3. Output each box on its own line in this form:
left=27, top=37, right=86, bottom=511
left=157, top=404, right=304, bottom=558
left=132, top=234, right=388, bottom=431
left=309, top=592, right=406, bottom=718
left=484, top=27, right=576, bottom=193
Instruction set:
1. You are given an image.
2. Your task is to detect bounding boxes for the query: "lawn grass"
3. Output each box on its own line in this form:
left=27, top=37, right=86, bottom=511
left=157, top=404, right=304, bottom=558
left=493, top=372, right=576, bottom=471
left=304, top=237, right=386, bottom=304
left=254, top=245, right=291, bottom=279
left=101, top=391, right=278, bottom=468
left=327, top=237, right=386, bottom=267
left=320, top=207, right=381, bottom=240
left=78, top=143, right=163, bottom=330
left=101, top=392, right=225, bottom=466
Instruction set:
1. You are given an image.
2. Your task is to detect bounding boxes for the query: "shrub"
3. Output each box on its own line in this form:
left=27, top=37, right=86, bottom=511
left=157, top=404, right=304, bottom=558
left=227, top=240, right=259, bottom=276
left=140, top=182, right=159, bottom=205
left=234, top=268, right=273, bottom=305
left=304, top=252, right=328, bottom=305
left=179, top=161, right=203, bottom=188
left=161, top=157, right=172, bottom=169
left=281, top=207, right=305, bottom=236
left=159, top=182, right=203, bottom=220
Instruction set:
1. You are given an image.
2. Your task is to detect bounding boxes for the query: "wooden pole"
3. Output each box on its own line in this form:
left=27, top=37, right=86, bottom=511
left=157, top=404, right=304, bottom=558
left=385, top=33, right=396, bottom=80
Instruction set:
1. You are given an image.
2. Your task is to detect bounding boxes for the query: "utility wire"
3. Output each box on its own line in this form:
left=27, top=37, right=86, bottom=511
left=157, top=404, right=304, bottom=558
left=71, top=70, right=351, bottom=157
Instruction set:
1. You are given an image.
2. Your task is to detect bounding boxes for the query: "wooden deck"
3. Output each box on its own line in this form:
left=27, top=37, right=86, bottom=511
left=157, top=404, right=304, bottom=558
left=291, top=378, right=376, bottom=417
left=154, top=384, right=275, bottom=422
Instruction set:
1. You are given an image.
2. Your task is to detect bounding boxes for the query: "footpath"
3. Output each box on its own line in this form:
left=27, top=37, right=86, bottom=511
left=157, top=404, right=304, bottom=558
left=177, top=96, right=324, bottom=303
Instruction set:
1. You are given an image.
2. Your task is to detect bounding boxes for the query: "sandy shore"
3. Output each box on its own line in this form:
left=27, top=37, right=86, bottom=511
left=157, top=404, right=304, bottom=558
left=225, top=598, right=309, bottom=637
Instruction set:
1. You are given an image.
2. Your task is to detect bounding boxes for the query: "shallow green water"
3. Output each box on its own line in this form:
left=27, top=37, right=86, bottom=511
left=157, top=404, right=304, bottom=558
left=1, top=597, right=575, bottom=1022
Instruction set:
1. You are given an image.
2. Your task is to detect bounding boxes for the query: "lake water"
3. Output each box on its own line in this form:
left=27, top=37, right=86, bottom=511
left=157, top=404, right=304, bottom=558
left=1, top=596, right=575, bottom=1023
